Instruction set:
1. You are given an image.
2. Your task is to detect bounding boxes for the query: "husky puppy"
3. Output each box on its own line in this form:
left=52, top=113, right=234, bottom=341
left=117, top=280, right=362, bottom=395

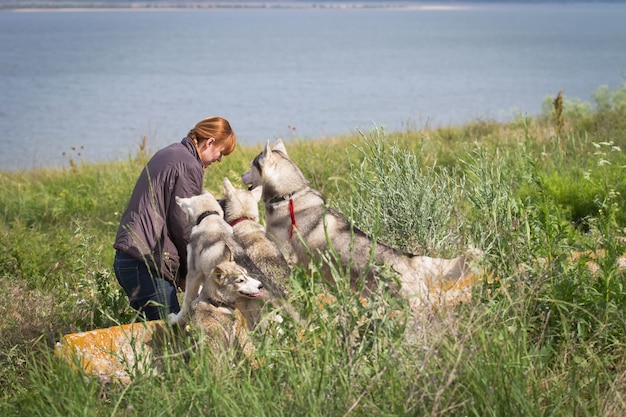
left=242, top=139, right=480, bottom=312
left=191, top=261, right=262, bottom=363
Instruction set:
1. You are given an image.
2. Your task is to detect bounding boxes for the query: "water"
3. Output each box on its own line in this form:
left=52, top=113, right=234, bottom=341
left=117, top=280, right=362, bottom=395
left=1, top=3, right=625, bottom=171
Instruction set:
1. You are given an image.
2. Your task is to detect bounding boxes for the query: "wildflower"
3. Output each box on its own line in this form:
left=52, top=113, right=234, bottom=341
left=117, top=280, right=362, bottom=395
left=316, top=293, right=336, bottom=310
left=358, top=296, right=368, bottom=307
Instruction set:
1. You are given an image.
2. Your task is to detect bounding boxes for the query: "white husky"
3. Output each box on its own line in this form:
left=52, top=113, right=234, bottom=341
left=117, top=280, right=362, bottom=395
left=169, top=191, right=234, bottom=327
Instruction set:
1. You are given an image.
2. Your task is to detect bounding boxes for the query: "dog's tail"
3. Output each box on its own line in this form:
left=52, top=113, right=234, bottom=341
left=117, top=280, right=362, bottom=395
left=401, top=248, right=484, bottom=310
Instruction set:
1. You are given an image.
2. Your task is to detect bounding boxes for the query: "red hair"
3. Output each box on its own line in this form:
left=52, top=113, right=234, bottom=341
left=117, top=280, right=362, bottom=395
left=188, top=116, right=236, bottom=155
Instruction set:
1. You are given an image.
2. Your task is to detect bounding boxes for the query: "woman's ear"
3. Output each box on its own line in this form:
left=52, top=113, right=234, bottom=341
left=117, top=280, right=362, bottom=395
left=199, top=137, right=214, bottom=151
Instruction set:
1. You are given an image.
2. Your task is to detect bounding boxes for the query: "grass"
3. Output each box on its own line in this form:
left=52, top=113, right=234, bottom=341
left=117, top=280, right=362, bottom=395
left=2, top=84, right=626, bottom=416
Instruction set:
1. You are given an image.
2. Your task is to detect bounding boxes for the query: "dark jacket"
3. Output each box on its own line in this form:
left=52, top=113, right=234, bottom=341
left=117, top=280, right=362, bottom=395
left=114, top=137, right=204, bottom=288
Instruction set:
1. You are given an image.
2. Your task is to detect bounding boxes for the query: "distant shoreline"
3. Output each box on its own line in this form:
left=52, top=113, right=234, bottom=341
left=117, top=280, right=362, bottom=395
left=4, top=0, right=617, bottom=13
left=5, top=7, right=470, bottom=12
left=1, top=2, right=472, bottom=12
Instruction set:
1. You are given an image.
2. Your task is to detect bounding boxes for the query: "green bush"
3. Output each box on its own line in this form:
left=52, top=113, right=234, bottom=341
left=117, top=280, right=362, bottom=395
left=334, top=129, right=467, bottom=255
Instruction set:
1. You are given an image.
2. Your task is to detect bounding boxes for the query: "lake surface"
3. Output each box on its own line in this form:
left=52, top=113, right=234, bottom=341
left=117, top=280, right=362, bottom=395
left=1, top=3, right=625, bottom=170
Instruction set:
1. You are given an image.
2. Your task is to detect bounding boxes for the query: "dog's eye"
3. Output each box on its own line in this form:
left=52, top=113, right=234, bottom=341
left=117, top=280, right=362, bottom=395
left=236, top=277, right=245, bottom=284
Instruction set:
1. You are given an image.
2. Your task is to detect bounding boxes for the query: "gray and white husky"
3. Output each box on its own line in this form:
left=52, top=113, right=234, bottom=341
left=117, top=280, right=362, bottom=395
left=222, top=177, right=292, bottom=292
left=191, top=260, right=262, bottom=362
left=242, top=139, right=480, bottom=312
left=222, top=177, right=299, bottom=322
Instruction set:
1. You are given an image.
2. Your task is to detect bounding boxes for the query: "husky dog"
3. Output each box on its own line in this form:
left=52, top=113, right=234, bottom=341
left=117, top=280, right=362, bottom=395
left=170, top=191, right=235, bottom=327
left=222, top=177, right=300, bottom=324
left=242, top=139, right=479, bottom=312
left=222, top=177, right=291, bottom=291
left=191, top=261, right=262, bottom=363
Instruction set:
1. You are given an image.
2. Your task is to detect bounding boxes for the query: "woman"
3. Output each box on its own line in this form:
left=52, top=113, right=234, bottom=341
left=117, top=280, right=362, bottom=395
left=113, top=116, right=236, bottom=321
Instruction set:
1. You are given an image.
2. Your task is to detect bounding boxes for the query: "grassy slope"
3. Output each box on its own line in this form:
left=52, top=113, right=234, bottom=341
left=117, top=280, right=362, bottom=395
left=2, top=86, right=626, bottom=416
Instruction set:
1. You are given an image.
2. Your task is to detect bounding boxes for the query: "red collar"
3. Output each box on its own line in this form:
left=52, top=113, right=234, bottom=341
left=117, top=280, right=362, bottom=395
left=228, top=217, right=255, bottom=227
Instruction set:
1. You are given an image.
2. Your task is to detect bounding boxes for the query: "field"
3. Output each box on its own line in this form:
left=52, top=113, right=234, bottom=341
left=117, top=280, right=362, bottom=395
left=2, top=86, right=626, bottom=416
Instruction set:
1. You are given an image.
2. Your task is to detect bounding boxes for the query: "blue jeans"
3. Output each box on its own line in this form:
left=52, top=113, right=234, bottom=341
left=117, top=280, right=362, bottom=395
left=113, top=250, right=180, bottom=321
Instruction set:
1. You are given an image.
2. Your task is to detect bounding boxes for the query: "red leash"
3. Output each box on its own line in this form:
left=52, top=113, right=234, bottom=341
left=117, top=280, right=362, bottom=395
left=289, top=199, right=298, bottom=239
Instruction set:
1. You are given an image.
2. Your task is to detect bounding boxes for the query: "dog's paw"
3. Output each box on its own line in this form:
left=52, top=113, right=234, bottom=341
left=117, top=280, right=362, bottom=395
left=269, top=313, right=284, bottom=324
left=168, top=312, right=182, bottom=325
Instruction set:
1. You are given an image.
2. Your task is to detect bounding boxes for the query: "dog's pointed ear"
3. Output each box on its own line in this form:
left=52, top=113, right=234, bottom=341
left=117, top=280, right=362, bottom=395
left=175, top=196, right=184, bottom=208
left=224, top=244, right=235, bottom=262
left=262, top=140, right=273, bottom=163
left=273, top=138, right=288, bottom=156
left=212, top=265, right=226, bottom=285
left=223, top=177, right=234, bottom=195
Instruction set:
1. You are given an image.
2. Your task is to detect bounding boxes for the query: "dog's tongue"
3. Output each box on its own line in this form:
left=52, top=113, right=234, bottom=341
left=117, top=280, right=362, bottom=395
left=250, top=290, right=263, bottom=298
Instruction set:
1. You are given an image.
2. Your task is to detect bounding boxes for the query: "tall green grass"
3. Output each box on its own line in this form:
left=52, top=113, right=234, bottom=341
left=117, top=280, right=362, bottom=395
left=2, top=85, right=626, bottom=416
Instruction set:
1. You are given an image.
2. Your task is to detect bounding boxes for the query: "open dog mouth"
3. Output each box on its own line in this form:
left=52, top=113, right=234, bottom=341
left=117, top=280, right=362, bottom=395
left=241, top=290, right=263, bottom=298
left=241, top=177, right=256, bottom=191
left=243, top=178, right=259, bottom=191
left=241, top=168, right=259, bottom=191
